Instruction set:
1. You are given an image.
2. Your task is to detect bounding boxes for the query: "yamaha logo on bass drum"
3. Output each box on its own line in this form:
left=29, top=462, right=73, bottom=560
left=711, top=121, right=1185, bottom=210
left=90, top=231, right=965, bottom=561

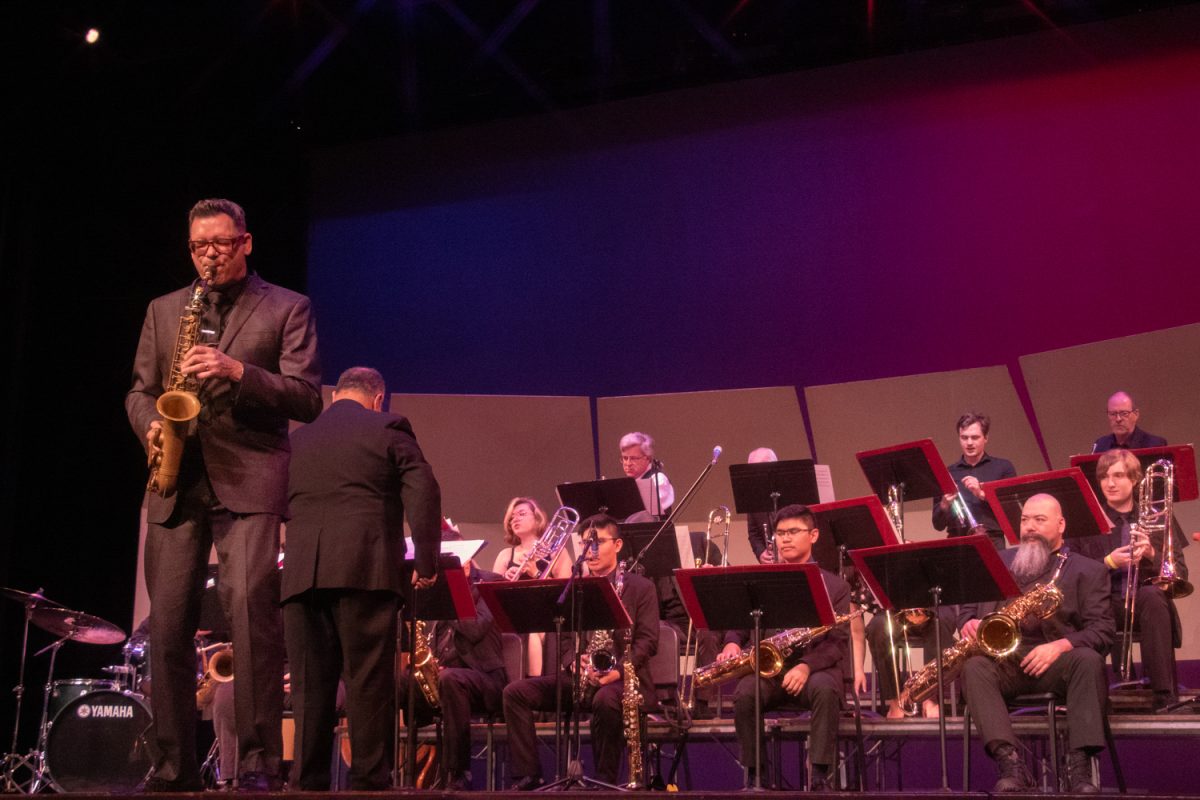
left=76, top=702, right=136, bottom=719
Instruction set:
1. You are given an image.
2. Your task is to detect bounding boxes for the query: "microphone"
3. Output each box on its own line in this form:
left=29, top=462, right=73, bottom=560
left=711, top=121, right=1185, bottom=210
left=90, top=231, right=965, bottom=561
left=711, top=445, right=723, bottom=464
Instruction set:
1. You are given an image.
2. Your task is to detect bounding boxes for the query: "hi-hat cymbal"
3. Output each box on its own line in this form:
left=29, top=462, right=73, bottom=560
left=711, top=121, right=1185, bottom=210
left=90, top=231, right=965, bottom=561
left=30, top=606, right=126, bottom=645
left=1, top=587, right=65, bottom=609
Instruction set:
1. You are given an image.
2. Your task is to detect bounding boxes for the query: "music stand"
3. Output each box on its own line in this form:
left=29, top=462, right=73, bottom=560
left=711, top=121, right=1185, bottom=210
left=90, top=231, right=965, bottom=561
left=398, top=555, right=475, bottom=788
left=981, top=468, right=1112, bottom=546
left=856, top=439, right=958, bottom=542
left=675, top=564, right=833, bottom=790
left=1070, top=444, right=1199, bottom=504
left=851, top=535, right=1020, bottom=791
left=808, top=495, right=899, bottom=574
left=478, top=577, right=630, bottom=791
left=729, top=459, right=821, bottom=562
left=618, top=522, right=682, bottom=578
left=556, top=477, right=648, bottom=521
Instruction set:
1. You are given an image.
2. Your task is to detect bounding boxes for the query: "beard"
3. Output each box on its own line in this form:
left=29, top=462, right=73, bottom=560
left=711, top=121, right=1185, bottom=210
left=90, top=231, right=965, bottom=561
left=1011, top=534, right=1052, bottom=583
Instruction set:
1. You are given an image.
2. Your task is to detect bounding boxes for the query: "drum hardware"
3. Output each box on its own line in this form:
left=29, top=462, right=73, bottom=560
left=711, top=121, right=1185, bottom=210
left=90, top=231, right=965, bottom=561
left=2, top=587, right=65, bottom=794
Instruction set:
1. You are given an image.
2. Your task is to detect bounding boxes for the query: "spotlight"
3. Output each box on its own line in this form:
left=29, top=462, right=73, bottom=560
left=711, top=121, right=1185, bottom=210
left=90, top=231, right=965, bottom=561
left=85, top=28, right=100, bottom=44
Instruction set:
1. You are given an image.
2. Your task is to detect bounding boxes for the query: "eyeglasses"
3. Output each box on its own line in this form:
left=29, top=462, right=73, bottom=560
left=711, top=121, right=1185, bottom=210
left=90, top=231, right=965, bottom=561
left=1107, top=410, right=1136, bottom=420
left=774, top=527, right=813, bottom=538
left=620, top=455, right=649, bottom=464
left=188, top=235, right=245, bottom=255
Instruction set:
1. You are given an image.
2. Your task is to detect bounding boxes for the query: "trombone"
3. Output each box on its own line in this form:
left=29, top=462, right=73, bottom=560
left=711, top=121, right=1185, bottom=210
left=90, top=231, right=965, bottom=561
left=678, top=505, right=730, bottom=712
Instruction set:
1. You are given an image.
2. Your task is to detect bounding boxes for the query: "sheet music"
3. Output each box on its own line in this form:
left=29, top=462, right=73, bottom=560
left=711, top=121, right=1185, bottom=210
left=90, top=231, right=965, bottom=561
left=404, top=538, right=487, bottom=564
left=675, top=525, right=694, bottom=567
left=815, top=464, right=835, bottom=503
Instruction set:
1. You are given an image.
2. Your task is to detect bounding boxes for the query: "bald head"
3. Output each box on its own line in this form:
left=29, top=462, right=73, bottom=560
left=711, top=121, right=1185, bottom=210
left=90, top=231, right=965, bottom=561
left=1020, top=493, right=1066, bottom=550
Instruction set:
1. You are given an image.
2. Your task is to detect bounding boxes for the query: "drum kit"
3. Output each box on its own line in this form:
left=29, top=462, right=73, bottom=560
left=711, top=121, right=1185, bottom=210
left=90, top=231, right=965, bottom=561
left=1, top=587, right=152, bottom=794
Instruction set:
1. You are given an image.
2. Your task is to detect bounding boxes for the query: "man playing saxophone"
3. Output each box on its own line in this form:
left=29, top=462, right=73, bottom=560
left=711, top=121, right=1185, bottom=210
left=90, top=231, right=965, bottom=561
left=716, top=504, right=850, bottom=790
left=502, top=515, right=660, bottom=790
left=957, top=493, right=1113, bottom=793
left=126, top=198, right=322, bottom=792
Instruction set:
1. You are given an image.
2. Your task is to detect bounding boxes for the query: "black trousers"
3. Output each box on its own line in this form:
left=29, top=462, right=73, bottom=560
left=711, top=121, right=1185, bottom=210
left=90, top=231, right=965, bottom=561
left=144, top=490, right=284, bottom=785
left=502, top=675, right=626, bottom=784
left=865, top=611, right=956, bottom=702
left=398, top=666, right=503, bottom=775
left=961, top=648, right=1107, bottom=754
left=1112, top=588, right=1175, bottom=693
left=283, top=589, right=399, bottom=791
left=732, top=669, right=841, bottom=773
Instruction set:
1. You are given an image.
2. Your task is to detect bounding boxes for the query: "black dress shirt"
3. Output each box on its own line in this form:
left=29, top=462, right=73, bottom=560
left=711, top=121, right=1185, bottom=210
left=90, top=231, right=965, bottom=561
left=931, top=453, right=1017, bottom=537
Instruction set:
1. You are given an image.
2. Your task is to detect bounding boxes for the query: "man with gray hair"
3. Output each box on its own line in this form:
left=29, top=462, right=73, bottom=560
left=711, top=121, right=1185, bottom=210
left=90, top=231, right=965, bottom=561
left=1093, top=391, right=1167, bottom=453
left=620, top=431, right=674, bottom=517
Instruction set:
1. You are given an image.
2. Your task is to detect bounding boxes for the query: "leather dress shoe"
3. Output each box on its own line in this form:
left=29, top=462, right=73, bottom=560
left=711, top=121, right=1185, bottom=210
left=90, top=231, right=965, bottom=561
left=446, top=770, right=472, bottom=791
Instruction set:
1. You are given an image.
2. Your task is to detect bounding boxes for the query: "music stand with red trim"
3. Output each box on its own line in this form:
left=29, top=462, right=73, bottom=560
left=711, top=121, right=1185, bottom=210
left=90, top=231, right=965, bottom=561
left=981, top=468, right=1112, bottom=546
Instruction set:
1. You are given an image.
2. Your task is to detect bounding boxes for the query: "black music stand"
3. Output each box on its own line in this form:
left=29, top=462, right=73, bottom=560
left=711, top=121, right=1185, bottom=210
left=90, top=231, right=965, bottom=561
left=675, top=564, right=834, bottom=791
left=1071, top=444, right=1199, bottom=504
left=729, top=459, right=821, bottom=563
left=851, top=535, right=1020, bottom=791
left=618, top=522, right=682, bottom=577
left=478, top=576, right=631, bottom=791
left=556, top=477, right=648, bottom=521
left=856, top=439, right=958, bottom=542
left=398, top=555, right=475, bottom=788
left=981, top=468, right=1112, bottom=546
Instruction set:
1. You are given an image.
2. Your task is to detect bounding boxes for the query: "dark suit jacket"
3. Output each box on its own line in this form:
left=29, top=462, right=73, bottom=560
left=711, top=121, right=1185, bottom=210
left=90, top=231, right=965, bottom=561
left=437, top=567, right=507, bottom=680
left=956, top=547, right=1114, bottom=656
left=1092, top=427, right=1167, bottom=453
left=725, top=567, right=852, bottom=685
left=282, top=399, right=441, bottom=603
left=127, top=273, right=322, bottom=522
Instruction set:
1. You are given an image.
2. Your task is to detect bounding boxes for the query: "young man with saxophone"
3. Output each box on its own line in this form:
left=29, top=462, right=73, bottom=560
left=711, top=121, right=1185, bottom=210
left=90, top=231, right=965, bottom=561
left=957, top=493, right=1114, bottom=793
left=501, top=515, right=660, bottom=790
left=282, top=366, right=441, bottom=790
left=126, top=198, right=322, bottom=792
left=717, top=503, right=850, bottom=790
left=1075, top=449, right=1189, bottom=709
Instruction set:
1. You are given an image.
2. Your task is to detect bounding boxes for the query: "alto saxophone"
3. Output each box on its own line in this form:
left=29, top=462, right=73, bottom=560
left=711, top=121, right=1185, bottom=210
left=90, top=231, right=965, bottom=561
left=898, top=551, right=1068, bottom=712
left=693, top=610, right=862, bottom=690
left=146, top=267, right=213, bottom=497
left=621, top=644, right=644, bottom=789
left=411, top=619, right=440, bottom=708
left=577, top=562, right=625, bottom=706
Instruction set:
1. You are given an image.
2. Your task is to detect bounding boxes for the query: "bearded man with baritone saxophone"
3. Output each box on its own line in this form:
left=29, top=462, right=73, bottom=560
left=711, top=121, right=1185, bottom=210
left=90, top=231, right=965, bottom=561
left=501, top=515, right=660, bottom=790
left=956, top=493, right=1113, bottom=793
left=126, top=198, right=322, bottom=792
left=718, top=503, right=851, bottom=791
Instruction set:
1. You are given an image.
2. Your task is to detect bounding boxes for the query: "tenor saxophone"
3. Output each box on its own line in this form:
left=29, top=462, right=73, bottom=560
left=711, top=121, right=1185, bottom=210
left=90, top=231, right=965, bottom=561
left=146, top=268, right=213, bottom=497
left=621, top=644, right=644, bottom=790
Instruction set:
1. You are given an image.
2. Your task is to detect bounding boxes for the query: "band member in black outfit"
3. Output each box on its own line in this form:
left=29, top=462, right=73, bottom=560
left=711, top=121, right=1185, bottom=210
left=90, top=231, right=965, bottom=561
left=398, top=560, right=509, bottom=790
left=1092, top=391, right=1167, bottom=453
left=282, top=367, right=441, bottom=790
left=957, top=494, right=1113, bottom=793
left=502, top=515, right=659, bottom=789
left=864, top=608, right=955, bottom=719
left=931, top=412, right=1017, bottom=550
left=719, top=504, right=850, bottom=789
left=1075, top=449, right=1188, bottom=708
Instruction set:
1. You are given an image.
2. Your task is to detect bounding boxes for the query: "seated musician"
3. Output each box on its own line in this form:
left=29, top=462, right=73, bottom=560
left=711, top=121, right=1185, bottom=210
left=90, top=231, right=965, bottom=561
left=620, top=432, right=674, bottom=517
left=931, top=412, right=1017, bottom=550
left=717, top=504, right=850, bottom=790
left=957, top=493, right=1113, bottom=793
left=1093, top=391, right=1167, bottom=453
left=864, top=607, right=955, bottom=719
left=1076, top=448, right=1189, bottom=709
left=491, top=497, right=571, bottom=677
left=501, top=514, right=659, bottom=789
left=398, top=558, right=509, bottom=791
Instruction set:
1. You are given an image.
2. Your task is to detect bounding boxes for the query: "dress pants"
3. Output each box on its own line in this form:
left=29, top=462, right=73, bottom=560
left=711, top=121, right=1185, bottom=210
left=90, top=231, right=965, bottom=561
left=283, top=589, right=399, bottom=791
left=398, top=666, right=503, bottom=775
left=1112, top=589, right=1175, bottom=693
left=961, top=648, right=1107, bottom=752
left=144, top=485, right=284, bottom=785
left=502, top=675, right=626, bottom=784
left=732, top=669, right=841, bottom=772
left=865, top=612, right=956, bottom=702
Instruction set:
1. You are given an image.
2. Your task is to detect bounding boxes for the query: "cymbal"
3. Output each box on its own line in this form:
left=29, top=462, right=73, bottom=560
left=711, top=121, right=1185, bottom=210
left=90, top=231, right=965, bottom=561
left=30, top=606, right=126, bottom=645
left=1, top=587, right=65, bottom=609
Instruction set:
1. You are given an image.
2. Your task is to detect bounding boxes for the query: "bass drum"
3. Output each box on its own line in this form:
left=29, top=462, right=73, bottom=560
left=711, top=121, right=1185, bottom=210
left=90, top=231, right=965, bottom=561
left=49, top=678, right=118, bottom=720
left=46, top=689, right=153, bottom=793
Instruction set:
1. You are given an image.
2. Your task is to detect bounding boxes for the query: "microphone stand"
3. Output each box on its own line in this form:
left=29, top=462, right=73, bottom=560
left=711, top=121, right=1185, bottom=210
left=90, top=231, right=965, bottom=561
left=627, top=447, right=723, bottom=575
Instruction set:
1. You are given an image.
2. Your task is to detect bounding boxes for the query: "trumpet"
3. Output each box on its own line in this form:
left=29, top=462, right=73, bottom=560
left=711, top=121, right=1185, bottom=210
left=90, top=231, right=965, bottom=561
left=509, top=506, right=579, bottom=580
left=196, top=642, right=233, bottom=709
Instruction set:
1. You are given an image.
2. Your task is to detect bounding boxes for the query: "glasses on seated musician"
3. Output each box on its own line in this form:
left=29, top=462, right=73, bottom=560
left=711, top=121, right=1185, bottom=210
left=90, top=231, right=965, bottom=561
left=581, top=515, right=623, bottom=577
left=771, top=504, right=820, bottom=564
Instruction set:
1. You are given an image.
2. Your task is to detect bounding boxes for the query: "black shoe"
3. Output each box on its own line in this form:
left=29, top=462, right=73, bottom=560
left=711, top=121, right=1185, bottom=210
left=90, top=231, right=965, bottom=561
left=235, top=772, right=281, bottom=793
left=689, top=700, right=716, bottom=720
left=446, top=770, right=472, bottom=791
left=991, top=743, right=1034, bottom=792
left=1067, top=749, right=1099, bottom=794
left=143, top=776, right=205, bottom=793
left=1154, top=691, right=1180, bottom=711
left=510, top=775, right=545, bottom=791
left=810, top=765, right=833, bottom=791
